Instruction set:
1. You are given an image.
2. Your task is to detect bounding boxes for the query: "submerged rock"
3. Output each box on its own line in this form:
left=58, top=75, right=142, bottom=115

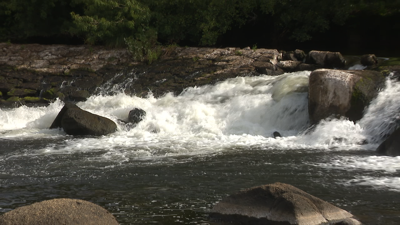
left=128, top=108, right=146, bottom=124
left=273, top=131, right=282, bottom=138
left=377, top=127, right=400, bottom=156
left=50, top=102, right=117, bottom=136
left=118, top=107, right=147, bottom=130
left=0, top=198, right=118, bottom=225
left=210, top=182, right=361, bottom=225
left=308, top=69, right=385, bottom=124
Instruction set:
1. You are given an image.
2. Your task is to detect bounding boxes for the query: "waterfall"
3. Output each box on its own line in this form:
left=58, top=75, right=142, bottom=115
left=0, top=71, right=399, bottom=154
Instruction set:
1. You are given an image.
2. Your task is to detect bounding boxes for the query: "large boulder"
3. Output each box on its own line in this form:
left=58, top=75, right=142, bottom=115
left=210, top=182, right=360, bottom=225
left=306, top=51, right=346, bottom=69
left=308, top=69, right=385, bottom=124
left=50, top=103, right=117, bottom=136
left=377, top=127, right=400, bottom=156
left=0, top=198, right=119, bottom=225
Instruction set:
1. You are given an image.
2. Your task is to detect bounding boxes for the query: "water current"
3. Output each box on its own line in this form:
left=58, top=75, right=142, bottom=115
left=1, top=70, right=400, bottom=224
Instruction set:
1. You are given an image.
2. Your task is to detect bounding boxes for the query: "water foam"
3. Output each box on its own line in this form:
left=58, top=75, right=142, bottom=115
left=0, top=71, right=399, bottom=156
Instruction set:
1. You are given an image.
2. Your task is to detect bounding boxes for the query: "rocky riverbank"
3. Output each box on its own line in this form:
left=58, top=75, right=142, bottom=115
left=1, top=43, right=398, bottom=108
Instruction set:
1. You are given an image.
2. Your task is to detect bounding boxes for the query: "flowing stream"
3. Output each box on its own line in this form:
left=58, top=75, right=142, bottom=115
left=1, top=70, right=400, bottom=224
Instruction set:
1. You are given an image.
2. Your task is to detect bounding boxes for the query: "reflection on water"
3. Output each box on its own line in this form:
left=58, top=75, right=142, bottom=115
left=1, top=141, right=400, bottom=224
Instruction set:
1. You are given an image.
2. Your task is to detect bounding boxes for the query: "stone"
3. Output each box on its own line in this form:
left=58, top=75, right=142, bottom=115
left=360, top=54, right=378, bottom=66
left=0, top=198, right=118, bottom=225
left=7, top=88, right=37, bottom=97
left=306, top=51, right=346, bottom=69
left=308, top=69, right=385, bottom=124
left=210, top=182, right=360, bottom=225
left=252, top=61, right=284, bottom=75
left=68, top=90, right=91, bottom=102
left=273, top=131, right=281, bottom=138
left=282, top=51, right=298, bottom=61
left=294, top=49, right=307, bottom=61
left=377, top=127, right=400, bottom=156
left=128, top=108, right=146, bottom=125
left=30, top=59, right=49, bottom=68
left=50, top=103, right=117, bottom=136
left=277, top=60, right=302, bottom=72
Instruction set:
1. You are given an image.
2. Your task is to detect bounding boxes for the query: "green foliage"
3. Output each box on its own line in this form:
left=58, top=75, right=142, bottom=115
left=146, top=46, right=162, bottom=64
left=124, top=29, right=158, bottom=61
left=235, top=50, right=243, bottom=56
left=70, top=0, right=151, bottom=47
left=0, top=0, right=76, bottom=41
left=1, top=0, right=399, bottom=48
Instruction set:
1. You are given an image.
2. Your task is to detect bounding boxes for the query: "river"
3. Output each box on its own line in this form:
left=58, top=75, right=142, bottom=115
left=1, top=70, right=400, bottom=224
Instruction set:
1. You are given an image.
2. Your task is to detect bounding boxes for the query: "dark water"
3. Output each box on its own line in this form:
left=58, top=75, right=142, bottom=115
left=1, top=138, right=399, bottom=224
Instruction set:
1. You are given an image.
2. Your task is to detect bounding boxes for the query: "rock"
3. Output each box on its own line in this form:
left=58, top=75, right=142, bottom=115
left=308, top=69, right=385, bottom=124
left=294, top=49, right=307, bottom=62
left=360, top=54, right=378, bottom=66
left=50, top=103, right=117, bottom=136
left=282, top=51, right=298, bottom=61
left=273, top=131, right=281, bottom=138
left=68, top=90, right=91, bottom=102
left=252, top=61, right=284, bottom=75
left=210, top=182, right=360, bottom=225
left=0, top=198, right=118, bottom=225
left=277, top=60, right=302, bottom=72
left=306, top=51, right=346, bottom=69
left=297, top=63, right=323, bottom=71
left=377, top=127, right=400, bottom=156
left=128, top=108, right=146, bottom=124
left=7, top=88, right=37, bottom=97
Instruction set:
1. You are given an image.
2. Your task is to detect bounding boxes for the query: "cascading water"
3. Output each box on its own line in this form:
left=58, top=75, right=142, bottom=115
left=1, top=71, right=400, bottom=224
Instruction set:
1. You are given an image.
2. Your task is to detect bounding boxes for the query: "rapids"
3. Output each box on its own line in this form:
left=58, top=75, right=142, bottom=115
left=1, top=71, right=400, bottom=224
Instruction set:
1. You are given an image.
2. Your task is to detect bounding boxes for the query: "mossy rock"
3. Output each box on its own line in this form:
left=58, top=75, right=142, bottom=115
left=23, top=96, right=41, bottom=102
left=6, top=96, right=22, bottom=102
left=346, top=70, right=386, bottom=121
left=7, top=88, right=37, bottom=97
left=0, top=91, right=2, bottom=97
left=380, top=57, right=400, bottom=67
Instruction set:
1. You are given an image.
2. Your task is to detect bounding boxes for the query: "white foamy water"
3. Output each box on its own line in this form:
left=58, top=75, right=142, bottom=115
left=1, top=71, right=400, bottom=192
left=343, top=176, right=400, bottom=192
left=1, top=71, right=399, bottom=153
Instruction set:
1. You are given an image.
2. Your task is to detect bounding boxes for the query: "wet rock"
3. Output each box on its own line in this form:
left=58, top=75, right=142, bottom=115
left=0, top=198, right=118, bottom=225
left=306, top=51, right=346, bottom=69
left=128, top=108, right=146, bottom=125
left=377, top=127, right=400, bottom=156
left=273, top=131, right=281, bottom=138
left=308, top=69, right=385, bottom=124
left=360, top=54, right=378, bottom=67
left=68, top=90, right=91, bottom=102
left=50, top=103, right=117, bottom=136
left=210, top=182, right=360, bottom=225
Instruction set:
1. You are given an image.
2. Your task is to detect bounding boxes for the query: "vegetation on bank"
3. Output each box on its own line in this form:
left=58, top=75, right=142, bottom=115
left=1, top=0, right=400, bottom=58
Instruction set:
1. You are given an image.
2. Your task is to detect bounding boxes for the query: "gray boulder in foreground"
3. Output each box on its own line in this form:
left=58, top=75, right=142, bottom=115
left=0, top=198, right=118, bottom=225
left=377, top=127, right=400, bottom=156
left=50, top=102, right=117, bottom=136
left=210, top=182, right=361, bottom=225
